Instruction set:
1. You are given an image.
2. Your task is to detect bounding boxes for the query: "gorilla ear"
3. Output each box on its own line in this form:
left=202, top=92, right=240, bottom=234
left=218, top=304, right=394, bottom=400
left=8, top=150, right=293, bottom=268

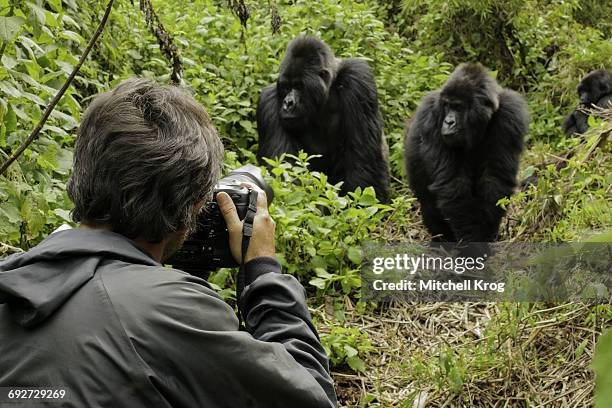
left=319, top=69, right=331, bottom=83
left=492, top=94, right=500, bottom=112
left=488, top=81, right=502, bottom=112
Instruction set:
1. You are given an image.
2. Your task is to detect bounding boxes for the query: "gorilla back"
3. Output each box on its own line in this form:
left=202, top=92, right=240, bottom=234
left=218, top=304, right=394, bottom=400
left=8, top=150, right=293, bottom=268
left=256, top=35, right=390, bottom=203
left=404, top=63, right=528, bottom=250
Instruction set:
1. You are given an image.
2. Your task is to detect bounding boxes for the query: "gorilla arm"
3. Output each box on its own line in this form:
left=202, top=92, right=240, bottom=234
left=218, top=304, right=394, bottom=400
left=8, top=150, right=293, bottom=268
left=405, top=93, right=457, bottom=240
left=256, top=84, right=298, bottom=164
left=563, top=107, right=581, bottom=136
left=596, top=93, right=612, bottom=109
left=333, top=59, right=390, bottom=203
left=474, top=89, right=528, bottom=239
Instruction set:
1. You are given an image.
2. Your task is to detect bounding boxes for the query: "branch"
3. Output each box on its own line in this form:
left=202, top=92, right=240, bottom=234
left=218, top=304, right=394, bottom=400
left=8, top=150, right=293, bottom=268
left=0, top=0, right=115, bottom=176
left=0, top=242, right=23, bottom=255
left=140, top=0, right=182, bottom=84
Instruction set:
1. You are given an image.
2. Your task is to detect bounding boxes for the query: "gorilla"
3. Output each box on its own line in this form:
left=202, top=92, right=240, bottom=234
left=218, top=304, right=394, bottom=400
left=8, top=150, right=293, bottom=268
left=404, top=63, right=528, bottom=254
left=256, top=35, right=390, bottom=203
left=563, top=69, right=612, bottom=136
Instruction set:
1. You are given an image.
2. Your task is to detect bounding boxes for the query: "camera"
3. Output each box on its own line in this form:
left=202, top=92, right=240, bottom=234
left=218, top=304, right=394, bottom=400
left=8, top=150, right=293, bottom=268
left=167, top=164, right=273, bottom=276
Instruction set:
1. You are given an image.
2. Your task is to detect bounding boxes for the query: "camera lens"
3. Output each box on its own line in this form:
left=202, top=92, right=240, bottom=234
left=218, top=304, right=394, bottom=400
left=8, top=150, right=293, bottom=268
left=220, top=164, right=274, bottom=205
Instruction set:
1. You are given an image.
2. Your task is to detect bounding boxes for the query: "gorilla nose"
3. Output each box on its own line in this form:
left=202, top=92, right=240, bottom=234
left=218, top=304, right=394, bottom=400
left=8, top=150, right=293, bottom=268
left=282, top=92, right=297, bottom=113
left=444, top=118, right=456, bottom=126
left=283, top=98, right=295, bottom=111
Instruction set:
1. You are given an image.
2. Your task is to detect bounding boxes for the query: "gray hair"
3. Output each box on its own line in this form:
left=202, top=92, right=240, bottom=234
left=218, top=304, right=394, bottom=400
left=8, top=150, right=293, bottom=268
left=67, top=78, right=224, bottom=241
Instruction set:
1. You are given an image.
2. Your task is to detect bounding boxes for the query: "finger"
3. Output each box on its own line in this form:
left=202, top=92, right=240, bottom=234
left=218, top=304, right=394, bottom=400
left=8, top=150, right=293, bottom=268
left=240, top=182, right=268, bottom=214
left=216, top=192, right=241, bottom=232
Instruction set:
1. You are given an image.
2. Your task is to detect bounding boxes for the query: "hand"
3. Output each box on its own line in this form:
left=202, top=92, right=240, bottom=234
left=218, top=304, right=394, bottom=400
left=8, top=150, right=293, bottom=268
left=216, top=183, right=276, bottom=264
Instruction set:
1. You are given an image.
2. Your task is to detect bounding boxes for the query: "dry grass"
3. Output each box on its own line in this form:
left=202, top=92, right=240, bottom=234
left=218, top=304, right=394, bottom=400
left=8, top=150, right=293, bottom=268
left=315, top=301, right=610, bottom=407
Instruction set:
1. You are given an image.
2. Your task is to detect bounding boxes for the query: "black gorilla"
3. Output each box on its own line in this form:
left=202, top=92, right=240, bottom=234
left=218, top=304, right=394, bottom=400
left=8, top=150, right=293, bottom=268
left=256, top=35, right=390, bottom=203
left=563, top=69, right=612, bottom=136
left=404, top=63, right=528, bottom=252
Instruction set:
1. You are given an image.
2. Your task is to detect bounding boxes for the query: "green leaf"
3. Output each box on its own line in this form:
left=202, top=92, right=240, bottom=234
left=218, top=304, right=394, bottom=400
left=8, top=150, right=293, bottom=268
left=54, top=148, right=73, bottom=175
left=4, top=105, right=16, bottom=133
left=314, top=267, right=333, bottom=279
left=47, top=0, right=62, bottom=12
left=239, top=120, right=253, bottom=132
left=347, top=246, right=362, bottom=264
left=576, top=338, right=589, bottom=359
left=346, top=355, right=366, bottom=372
left=316, top=226, right=331, bottom=235
left=0, top=16, right=25, bottom=43
left=309, top=277, right=327, bottom=290
left=0, top=203, right=21, bottom=224
left=305, top=245, right=316, bottom=257
left=285, top=191, right=305, bottom=205
left=127, top=49, right=143, bottom=60
left=53, top=209, right=72, bottom=223
left=60, top=30, right=84, bottom=44
left=1, top=55, right=18, bottom=70
left=523, top=165, right=536, bottom=178
left=594, top=330, right=612, bottom=407
left=0, top=81, right=22, bottom=98
left=27, top=2, right=47, bottom=26
left=343, top=345, right=358, bottom=358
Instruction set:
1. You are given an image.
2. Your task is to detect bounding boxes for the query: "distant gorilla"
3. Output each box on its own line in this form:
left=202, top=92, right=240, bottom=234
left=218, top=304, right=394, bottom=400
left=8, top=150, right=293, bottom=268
left=563, top=69, right=612, bottom=136
left=256, top=35, right=390, bottom=203
left=404, top=63, right=528, bottom=252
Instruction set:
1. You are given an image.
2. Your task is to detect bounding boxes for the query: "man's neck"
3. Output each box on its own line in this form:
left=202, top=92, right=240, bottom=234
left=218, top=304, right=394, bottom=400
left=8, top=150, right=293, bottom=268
left=79, top=222, right=164, bottom=262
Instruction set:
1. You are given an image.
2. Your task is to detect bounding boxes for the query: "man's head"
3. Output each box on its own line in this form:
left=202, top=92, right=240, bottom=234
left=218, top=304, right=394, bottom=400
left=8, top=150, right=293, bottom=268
left=67, top=78, right=224, bottom=252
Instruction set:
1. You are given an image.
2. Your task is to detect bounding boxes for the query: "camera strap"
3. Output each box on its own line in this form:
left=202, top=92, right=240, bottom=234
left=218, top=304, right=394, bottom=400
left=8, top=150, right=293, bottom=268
left=236, top=188, right=258, bottom=328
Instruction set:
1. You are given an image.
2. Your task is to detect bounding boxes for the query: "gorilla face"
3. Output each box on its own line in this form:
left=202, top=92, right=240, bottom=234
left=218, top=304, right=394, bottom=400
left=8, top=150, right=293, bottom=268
left=578, top=69, right=612, bottom=106
left=439, top=90, right=497, bottom=149
left=277, top=67, right=330, bottom=127
left=437, top=64, right=501, bottom=149
left=276, top=37, right=336, bottom=129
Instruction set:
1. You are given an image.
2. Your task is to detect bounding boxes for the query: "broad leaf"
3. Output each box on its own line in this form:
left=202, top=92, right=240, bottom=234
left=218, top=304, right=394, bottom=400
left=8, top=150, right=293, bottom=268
left=0, top=16, right=25, bottom=43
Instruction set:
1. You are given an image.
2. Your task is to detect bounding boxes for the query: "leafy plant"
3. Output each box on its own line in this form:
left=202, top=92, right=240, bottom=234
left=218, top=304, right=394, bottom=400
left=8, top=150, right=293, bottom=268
left=265, top=153, right=392, bottom=296
left=321, top=326, right=373, bottom=372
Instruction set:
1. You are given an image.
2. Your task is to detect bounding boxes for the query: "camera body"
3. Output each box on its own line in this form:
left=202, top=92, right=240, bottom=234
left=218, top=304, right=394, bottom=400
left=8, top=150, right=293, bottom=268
left=167, top=164, right=273, bottom=276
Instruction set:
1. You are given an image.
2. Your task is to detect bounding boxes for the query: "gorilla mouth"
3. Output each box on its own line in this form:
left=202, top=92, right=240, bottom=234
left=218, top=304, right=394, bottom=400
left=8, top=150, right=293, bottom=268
left=441, top=125, right=458, bottom=137
left=441, top=128, right=465, bottom=147
left=281, top=112, right=301, bottom=120
left=280, top=114, right=305, bottom=129
left=441, top=128, right=456, bottom=137
left=280, top=115, right=303, bottom=126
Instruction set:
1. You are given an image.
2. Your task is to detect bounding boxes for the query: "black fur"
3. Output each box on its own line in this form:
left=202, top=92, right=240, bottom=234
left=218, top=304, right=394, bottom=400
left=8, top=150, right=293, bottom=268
left=256, top=35, right=390, bottom=203
left=563, top=69, right=612, bottom=136
left=404, top=63, right=528, bottom=252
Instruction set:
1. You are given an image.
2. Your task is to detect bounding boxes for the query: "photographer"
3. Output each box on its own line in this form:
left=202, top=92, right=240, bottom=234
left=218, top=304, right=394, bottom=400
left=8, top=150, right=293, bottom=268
left=0, top=79, right=337, bottom=407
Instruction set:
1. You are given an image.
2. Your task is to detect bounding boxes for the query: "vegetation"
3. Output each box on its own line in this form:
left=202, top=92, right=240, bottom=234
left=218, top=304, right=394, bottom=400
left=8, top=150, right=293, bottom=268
left=0, top=0, right=610, bottom=406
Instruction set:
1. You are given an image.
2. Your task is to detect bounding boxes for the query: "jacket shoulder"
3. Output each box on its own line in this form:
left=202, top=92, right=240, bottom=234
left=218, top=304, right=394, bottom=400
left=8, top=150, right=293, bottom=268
left=99, top=263, right=238, bottom=332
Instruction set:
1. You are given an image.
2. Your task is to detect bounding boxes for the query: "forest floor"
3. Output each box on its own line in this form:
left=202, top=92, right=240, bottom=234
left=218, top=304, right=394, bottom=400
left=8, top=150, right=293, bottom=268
left=322, top=301, right=603, bottom=407
left=315, top=130, right=611, bottom=407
